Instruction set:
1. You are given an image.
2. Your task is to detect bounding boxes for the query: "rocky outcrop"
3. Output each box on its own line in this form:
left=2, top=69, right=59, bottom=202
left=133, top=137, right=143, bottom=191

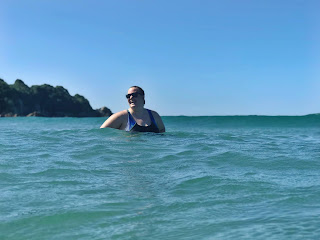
left=97, top=107, right=113, bottom=117
left=0, top=78, right=112, bottom=117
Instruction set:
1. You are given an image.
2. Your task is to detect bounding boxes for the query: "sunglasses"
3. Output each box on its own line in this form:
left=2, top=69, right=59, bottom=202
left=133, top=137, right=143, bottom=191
left=126, top=92, right=142, bottom=99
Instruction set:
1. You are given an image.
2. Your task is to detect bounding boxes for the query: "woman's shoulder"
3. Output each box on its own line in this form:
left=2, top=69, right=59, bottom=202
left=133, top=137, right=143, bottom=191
left=147, top=109, right=165, bottom=132
left=100, top=110, right=128, bottom=129
left=120, top=109, right=129, bottom=115
left=113, top=110, right=129, bottom=117
left=107, top=110, right=128, bottom=122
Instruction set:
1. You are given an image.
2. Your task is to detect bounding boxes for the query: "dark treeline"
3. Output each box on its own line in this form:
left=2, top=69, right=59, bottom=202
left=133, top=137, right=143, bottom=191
left=0, top=78, right=112, bottom=117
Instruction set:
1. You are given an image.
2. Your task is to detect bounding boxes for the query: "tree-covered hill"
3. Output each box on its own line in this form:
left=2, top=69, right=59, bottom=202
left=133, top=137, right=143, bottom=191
left=0, top=79, right=112, bottom=117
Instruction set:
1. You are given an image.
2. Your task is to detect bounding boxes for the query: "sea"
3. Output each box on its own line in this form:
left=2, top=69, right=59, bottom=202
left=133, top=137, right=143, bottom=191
left=1, top=115, right=320, bottom=240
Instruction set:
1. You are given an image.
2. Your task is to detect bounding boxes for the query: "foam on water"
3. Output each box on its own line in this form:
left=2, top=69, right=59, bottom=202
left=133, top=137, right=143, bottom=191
left=0, top=116, right=320, bottom=239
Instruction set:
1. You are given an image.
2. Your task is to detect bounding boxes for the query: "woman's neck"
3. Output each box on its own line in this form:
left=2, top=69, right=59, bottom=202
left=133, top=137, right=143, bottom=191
left=129, top=106, right=145, bottom=115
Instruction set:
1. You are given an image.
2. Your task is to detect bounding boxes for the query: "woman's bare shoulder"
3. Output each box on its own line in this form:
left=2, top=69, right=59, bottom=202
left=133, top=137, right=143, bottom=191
left=100, top=110, right=128, bottom=129
left=114, top=110, right=128, bottom=118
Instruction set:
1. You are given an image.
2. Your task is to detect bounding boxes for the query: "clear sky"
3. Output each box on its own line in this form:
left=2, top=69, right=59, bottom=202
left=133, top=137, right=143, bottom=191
left=1, top=0, right=319, bottom=116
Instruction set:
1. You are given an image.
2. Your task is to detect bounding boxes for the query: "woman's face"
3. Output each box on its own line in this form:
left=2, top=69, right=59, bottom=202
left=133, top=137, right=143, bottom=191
left=127, top=87, right=144, bottom=108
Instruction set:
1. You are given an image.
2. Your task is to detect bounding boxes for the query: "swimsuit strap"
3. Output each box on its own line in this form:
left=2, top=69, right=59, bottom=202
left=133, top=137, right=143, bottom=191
left=126, top=110, right=136, bottom=131
left=147, top=109, right=158, bottom=128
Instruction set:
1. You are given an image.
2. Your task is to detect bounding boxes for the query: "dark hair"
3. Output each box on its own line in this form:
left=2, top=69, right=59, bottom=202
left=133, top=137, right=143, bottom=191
left=129, top=86, right=145, bottom=104
left=130, top=86, right=144, bottom=96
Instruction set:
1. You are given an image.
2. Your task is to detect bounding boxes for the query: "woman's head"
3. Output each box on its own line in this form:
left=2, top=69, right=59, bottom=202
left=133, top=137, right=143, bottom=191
left=126, top=86, right=145, bottom=108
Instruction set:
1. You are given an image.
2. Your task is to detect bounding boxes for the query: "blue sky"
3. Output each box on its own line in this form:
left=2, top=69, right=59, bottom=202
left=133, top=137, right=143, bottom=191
left=1, top=0, right=319, bottom=116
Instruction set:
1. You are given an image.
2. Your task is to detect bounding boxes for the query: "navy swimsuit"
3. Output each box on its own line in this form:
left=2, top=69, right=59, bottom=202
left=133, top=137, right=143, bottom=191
left=125, top=109, right=160, bottom=133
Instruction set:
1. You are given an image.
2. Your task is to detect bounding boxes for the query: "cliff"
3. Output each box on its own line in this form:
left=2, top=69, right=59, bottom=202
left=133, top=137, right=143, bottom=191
left=0, top=79, right=112, bottom=117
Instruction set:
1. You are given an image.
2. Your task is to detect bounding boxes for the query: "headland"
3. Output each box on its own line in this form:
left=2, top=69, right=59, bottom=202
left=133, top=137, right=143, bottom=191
left=0, top=79, right=112, bottom=117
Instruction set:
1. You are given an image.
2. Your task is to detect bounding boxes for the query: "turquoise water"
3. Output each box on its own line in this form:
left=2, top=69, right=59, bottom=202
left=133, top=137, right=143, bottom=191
left=1, top=116, right=320, bottom=239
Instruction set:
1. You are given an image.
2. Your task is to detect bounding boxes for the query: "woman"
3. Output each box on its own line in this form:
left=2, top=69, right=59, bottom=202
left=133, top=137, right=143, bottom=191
left=100, top=86, right=165, bottom=133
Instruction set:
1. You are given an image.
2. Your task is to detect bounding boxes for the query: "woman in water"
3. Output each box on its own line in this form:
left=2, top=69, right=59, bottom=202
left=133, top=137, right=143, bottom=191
left=100, top=86, right=165, bottom=133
